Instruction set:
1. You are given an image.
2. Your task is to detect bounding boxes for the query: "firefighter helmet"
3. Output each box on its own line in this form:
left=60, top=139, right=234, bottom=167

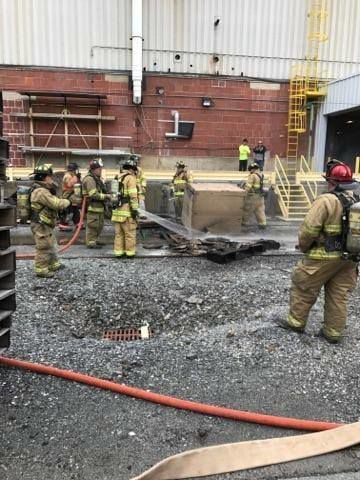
left=122, top=159, right=138, bottom=171
left=129, top=154, right=140, bottom=164
left=33, top=163, right=54, bottom=176
left=248, top=162, right=260, bottom=171
left=67, top=162, right=79, bottom=172
left=325, top=161, right=353, bottom=183
left=176, top=160, right=186, bottom=168
left=89, top=158, right=103, bottom=170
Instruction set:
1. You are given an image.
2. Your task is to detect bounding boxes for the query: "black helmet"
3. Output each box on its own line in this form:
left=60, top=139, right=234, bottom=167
left=248, top=162, right=260, bottom=171
left=67, top=162, right=79, bottom=172
left=89, top=158, right=104, bottom=170
left=122, top=159, right=138, bottom=171
left=176, top=160, right=186, bottom=169
left=33, top=163, right=54, bottom=177
left=129, top=154, right=140, bottom=164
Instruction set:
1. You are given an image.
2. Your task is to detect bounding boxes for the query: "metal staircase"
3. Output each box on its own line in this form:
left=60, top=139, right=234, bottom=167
left=276, top=184, right=311, bottom=220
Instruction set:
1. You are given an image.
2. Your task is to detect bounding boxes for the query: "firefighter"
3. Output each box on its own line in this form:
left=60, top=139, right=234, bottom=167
left=277, top=160, right=360, bottom=343
left=241, top=162, right=267, bottom=229
left=30, top=164, right=71, bottom=278
left=129, top=154, right=147, bottom=211
left=171, top=161, right=193, bottom=221
left=111, top=159, right=140, bottom=258
left=59, top=162, right=81, bottom=231
left=82, top=158, right=111, bottom=249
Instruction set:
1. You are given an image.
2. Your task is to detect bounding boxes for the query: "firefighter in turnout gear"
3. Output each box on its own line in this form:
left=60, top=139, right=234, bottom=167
left=59, top=162, right=81, bottom=230
left=30, top=164, right=71, bottom=278
left=171, top=161, right=193, bottom=221
left=242, top=162, right=267, bottom=229
left=277, top=160, right=360, bottom=343
left=82, top=158, right=111, bottom=248
left=111, top=159, right=140, bottom=257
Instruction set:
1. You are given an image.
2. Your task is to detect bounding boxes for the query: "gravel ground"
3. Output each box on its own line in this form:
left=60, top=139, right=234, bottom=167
left=1, top=255, right=360, bottom=480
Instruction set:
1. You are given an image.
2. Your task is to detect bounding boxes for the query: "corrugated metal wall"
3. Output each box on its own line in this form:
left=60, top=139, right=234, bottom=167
left=314, top=73, right=360, bottom=170
left=323, top=74, right=360, bottom=115
left=1, top=0, right=360, bottom=80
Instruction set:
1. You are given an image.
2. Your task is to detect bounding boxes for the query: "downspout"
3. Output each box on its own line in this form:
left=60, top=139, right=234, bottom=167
left=132, top=0, right=143, bottom=104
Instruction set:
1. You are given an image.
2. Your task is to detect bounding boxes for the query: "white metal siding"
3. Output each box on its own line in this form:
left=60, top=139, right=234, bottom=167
left=314, top=73, right=360, bottom=170
left=323, top=74, right=360, bottom=115
left=0, top=0, right=360, bottom=80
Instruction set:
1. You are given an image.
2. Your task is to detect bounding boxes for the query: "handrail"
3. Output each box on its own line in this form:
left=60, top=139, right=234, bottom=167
left=274, top=155, right=290, bottom=217
left=299, top=155, right=318, bottom=202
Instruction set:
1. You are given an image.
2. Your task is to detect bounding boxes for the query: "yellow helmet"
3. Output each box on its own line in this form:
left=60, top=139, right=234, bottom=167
left=33, top=163, right=53, bottom=176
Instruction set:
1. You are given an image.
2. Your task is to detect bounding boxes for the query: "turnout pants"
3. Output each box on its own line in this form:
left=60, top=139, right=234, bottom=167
left=174, top=196, right=184, bottom=221
left=242, top=193, right=266, bottom=226
left=86, top=211, right=104, bottom=246
left=31, top=223, right=60, bottom=275
left=288, top=258, right=358, bottom=340
left=113, top=218, right=137, bottom=257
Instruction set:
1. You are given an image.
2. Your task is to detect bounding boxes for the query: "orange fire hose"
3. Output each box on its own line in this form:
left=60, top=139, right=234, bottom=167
left=16, top=198, right=87, bottom=260
left=0, top=355, right=341, bottom=432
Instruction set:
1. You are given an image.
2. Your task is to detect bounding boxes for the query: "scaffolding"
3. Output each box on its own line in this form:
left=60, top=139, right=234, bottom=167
left=10, top=91, right=131, bottom=168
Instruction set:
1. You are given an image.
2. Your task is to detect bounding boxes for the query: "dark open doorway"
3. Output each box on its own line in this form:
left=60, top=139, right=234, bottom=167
left=325, top=109, right=360, bottom=170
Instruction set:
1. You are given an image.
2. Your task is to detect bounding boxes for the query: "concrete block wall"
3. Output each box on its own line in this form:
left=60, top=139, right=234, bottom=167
left=0, top=67, right=310, bottom=169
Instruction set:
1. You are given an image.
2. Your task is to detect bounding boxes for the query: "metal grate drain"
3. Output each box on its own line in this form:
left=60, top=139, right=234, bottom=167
left=102, top=326, right=154, bottom=342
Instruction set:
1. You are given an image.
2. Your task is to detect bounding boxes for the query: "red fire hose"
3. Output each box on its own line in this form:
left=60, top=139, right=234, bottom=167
left=0, top=355, right=341, bottom=432
left=16, top=198, right=87, bottom=260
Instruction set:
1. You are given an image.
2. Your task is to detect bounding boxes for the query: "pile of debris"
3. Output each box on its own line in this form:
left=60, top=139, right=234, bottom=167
left=159, top=232, right=281, bottom=263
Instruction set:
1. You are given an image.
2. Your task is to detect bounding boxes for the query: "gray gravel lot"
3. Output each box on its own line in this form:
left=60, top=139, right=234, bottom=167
left=1, top=256, right=360, bottom=480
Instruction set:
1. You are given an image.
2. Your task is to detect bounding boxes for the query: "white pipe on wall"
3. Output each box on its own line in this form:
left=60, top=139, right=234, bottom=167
left=131, top=0, right=143, bottom=105
left=165, top=110, right=180, bottom=138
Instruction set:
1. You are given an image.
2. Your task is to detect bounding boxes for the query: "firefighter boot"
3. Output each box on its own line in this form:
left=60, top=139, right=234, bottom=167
left=318, top=329, right=340, bottom=344
left=36, top=271, right=55, bottom=278
left=275, top=317, right=305, bottom=334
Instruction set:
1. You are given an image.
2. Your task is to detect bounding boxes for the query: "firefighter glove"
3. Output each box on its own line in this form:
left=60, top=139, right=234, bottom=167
left=132, top=209, right=140, bottom=220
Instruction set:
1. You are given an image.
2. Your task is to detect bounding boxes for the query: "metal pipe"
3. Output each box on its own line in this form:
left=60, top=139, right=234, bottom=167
left=132, top=0, right=143, bottom=105
left=165, top=110, right=180, bottom=138
left=307, top=103, right=315, bottom=167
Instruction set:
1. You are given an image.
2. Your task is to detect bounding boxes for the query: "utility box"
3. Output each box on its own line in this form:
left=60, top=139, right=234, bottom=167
left=182, top=183, right=246, bottom=233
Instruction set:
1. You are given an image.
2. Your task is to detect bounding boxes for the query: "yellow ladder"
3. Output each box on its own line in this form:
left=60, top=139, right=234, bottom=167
left=286, top=0, right=328, bottom=179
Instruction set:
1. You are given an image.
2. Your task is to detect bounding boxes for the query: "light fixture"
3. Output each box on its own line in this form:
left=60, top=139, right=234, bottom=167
left=156, top=86, right=165, bottom=95
left=202, top=97, right=214, bottom=108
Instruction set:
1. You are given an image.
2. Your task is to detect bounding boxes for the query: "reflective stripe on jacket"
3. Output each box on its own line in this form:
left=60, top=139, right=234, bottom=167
left=171, top=170, right=193, bottom=197
left=299, top=193, right=344, bottom=260
left=112, top=172, right=139, bottom=222
left=31, top=182, right=70, bottom=228
left=82, top=172, right=107, bottom=213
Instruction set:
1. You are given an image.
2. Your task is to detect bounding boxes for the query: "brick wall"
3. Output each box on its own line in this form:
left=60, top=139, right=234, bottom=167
left=2, top=93, right=27, bottom=166
left=0, top=67, right=307, bottom=167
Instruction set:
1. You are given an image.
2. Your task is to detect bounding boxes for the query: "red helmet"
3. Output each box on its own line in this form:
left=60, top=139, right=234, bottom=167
left=325, top=162, right=353, bottom=182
